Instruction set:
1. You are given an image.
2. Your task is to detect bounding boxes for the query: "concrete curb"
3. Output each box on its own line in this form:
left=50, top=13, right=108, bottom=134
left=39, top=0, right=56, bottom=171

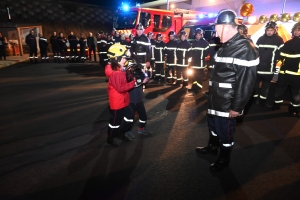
left=0, top=57, right=29, bottom=69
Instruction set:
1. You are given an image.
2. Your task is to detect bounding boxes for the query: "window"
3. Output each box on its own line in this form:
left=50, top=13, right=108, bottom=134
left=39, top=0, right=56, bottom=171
left=140, top=12, right=151, bottom=28
left=162, top=15, right=172, bottom=29
left=154, top=15, right=160, bottom=28
left=115, top=11, right=138, bottom=29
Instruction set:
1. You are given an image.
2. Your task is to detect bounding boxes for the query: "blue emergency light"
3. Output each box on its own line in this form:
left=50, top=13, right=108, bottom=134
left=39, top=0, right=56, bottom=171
left=122, top=3, right=129, bottom=11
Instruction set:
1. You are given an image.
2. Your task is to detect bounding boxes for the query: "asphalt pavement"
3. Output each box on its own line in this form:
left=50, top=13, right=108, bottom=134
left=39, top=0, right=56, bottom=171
left=0, top=61, right=299, bottom=200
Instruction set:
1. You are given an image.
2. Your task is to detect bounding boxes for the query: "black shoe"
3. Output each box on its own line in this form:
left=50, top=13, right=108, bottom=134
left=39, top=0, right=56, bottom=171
left=210, top=159, right=230, bottom=172
left=196, top=146, right=218, bottom=155
left=210, top=149, right=231, bottom=172
left=107, top=138, right=120, bottom=147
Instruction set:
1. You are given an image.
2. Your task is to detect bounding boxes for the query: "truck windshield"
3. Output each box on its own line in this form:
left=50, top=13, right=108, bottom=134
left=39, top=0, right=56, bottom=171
left=115, top=11, right=138, bottom=29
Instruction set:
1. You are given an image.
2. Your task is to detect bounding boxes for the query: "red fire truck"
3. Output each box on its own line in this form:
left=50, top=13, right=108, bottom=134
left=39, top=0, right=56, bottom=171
left=114, top=6, right=217, bottom=42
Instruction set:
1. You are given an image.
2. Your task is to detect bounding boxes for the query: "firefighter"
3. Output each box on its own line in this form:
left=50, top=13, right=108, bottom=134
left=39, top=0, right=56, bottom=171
left=196, top=9, right=258, bottom=171
left=189, top=28, right=210, bottom=93
left=38, top=32, right=48, bottom=62
left=127, top=33, right=135, bottom=52
left=254, top=22, right=284, bottom=107
left=153, top=33, right=166, bottom=83
left=57, top=32, right=68, bottom=63
left=25, top=29, right=38, bottom=63
left=176, top=30, right=191, bottom=88
left=164, top=31, right=178, bottom=83
left=50, top=32, right=59, bottom=62
left=273, top=22, right=300, bottom=116
left=132, top=23, right=152, bottom=77
left=148, top=32, right=156, bottom=79
left=97, top=32, right=107, bottom=67
left=120, top=34, right=127, bottom=46
left=114, top=31, right=122, bottom=44
left=68, top=31, right=79, bottom=62
left=106, top=34, right=114, bottom=48
left=87, top=32, right=97, bottom=62
left=78, top=33, right=87, bottom=62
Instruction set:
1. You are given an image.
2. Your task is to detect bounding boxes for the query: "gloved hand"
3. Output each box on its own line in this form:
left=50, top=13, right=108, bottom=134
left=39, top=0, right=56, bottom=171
left=135, top=78, right=142, bottom=87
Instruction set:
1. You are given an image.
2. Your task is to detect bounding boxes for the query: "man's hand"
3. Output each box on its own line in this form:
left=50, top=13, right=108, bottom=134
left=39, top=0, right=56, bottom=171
left=143, top=77, right=149, bottom=84
left=229, top=110, right=240, bottom=118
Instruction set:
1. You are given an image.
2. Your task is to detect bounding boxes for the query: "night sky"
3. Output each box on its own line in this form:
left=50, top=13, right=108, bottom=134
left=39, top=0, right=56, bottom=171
left=77, top=0, right=156, bottom=8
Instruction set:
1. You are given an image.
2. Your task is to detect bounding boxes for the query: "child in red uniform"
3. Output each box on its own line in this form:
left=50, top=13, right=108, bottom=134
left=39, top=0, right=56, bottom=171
left=105, top=44, right=140, bottom=147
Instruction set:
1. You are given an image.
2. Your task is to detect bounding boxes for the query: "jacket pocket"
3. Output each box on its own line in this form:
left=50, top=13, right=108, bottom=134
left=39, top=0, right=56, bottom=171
left=217, top=88, right=234, bottom=99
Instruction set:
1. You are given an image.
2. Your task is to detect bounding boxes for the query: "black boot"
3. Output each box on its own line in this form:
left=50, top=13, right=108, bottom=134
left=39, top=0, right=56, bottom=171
left=107, top=138, right=121, bottom=147
left=210, top=149, right=231, bottom=172
left=196, top=145, right=218, bottom=155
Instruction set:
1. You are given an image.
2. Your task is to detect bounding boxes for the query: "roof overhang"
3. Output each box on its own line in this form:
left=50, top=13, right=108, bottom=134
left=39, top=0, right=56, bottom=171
left=141, top=0, right=190, bottom=8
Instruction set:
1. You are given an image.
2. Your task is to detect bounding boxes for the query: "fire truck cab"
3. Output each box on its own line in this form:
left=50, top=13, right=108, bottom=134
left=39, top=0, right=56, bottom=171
left=114, top=6, right=213, bottom=42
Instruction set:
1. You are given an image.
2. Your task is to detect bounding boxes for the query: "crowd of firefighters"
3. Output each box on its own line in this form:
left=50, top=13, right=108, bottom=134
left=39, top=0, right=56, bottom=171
left=24, top=20, right=300, bottom=116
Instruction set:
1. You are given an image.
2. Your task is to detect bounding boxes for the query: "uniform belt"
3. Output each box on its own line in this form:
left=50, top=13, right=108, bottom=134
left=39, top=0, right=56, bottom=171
left=209, top=81, right=233, bottom=88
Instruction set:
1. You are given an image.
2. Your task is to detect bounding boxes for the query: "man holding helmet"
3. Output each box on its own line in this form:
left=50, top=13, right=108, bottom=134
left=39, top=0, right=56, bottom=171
left=254, top=22, right=284, bottom=107
left=164, top=31, right=178, bottom=83
left=196, top=9, right=258, bottom=171
left=176, top=30, right=191, bottom=88
left=189, top=28, right=210, bottom=93
left=273, top=22, right=300, bottom=116
left=105, top=44, right=140, bottom=147
left=124, top=60, right=151, bottom=139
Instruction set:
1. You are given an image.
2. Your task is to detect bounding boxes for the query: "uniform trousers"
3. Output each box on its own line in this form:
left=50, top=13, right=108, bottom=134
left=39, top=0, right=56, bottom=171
left=207, top=114, right=236, bottom=150
left=70, top=45, right=78, bottom=59
left=254, top=74, right=273, bottom=106
left=154, top=63, right=165, bottom=81
left=52, top=46, right=59, bottom=61
left=274, top=74, right=300, bottom=113
left=130, top=102, right=147, bottom=128
left=29, top=46, right=38, bottom=59
left=107, top=105, right=134, bottom=138
left=166, top=64, right=176, bottom=83
left=176, top=66, right=188, bottom=86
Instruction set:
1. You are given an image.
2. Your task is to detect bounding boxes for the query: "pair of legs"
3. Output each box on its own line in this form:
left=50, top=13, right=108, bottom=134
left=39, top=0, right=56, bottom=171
left=107, top=105, right=134, bottom=147
left=274, top=74, right=300, bottom=115
left=29, top=46, right=38, bottom=63
left=52, top=47, right=59, bottom=62
left=89, top=47, right=97, bottom=61
left=154, top=63, right=165, bottom=82
left=166, top=65, right=177, bottom=83
left=176, top=66, right=188, bottom=87
left=196, top=114, right=236, bottom=171
left=253, top=74, right=274, bottom=107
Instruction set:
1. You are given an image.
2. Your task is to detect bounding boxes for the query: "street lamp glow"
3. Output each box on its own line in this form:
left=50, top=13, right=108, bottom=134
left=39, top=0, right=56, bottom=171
left=171, top=4, right=175, bottom=9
